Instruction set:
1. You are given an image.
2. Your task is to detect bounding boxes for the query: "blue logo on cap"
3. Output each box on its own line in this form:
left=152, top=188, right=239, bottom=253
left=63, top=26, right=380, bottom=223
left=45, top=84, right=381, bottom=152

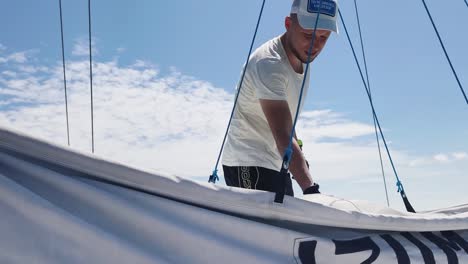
left=307, top=0, right=336, bottom=17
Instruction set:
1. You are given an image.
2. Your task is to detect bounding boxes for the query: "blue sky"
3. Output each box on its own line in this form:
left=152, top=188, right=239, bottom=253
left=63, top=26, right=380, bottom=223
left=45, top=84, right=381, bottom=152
left=0, top=0, right=467, bottom=211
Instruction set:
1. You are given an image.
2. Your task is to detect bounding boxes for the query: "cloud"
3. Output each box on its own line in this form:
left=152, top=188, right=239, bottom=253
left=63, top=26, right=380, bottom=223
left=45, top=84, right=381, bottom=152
left=72, top=37, right=98, bottom=57
left=453, top=152, right=468, bottom=160
left=0, top=50, right=31, bottom=64
left=433, top=153, right=449, bottom=163
left=8, top=52, right=28, bottom=63
left=0, top=55, right=232, bottom=177
left=131, top=60, right=153, bottom=68
left=16, top=65, right=50, bottom=74
left=2, top=71, right=17, bottom=78
left=408, top=152, right=468, bottom=167
left=0, top=43, right=6, bottom=52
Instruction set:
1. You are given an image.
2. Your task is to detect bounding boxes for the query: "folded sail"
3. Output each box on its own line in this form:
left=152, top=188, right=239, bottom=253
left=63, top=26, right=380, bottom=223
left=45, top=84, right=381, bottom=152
left=1, top=126, right=467, bottom=263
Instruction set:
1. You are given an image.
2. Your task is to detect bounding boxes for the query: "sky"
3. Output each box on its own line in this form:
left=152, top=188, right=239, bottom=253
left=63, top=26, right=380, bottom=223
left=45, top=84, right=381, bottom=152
left=0, top=0, right=467, bottom=212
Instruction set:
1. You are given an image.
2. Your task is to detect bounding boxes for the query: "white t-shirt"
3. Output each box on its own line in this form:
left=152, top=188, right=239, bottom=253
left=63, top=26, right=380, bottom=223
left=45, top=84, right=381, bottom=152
left=222, top=36, right=310, bottom=172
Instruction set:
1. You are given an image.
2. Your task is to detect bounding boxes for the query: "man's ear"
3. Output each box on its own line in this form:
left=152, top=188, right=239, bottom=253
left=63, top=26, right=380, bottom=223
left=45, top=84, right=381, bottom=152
left=285, top=16, right=291, bottom=30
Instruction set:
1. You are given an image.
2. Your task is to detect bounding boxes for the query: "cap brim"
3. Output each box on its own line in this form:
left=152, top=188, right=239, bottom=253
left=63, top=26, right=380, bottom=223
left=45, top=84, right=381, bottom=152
left=297, top=13, right=339, bottom=33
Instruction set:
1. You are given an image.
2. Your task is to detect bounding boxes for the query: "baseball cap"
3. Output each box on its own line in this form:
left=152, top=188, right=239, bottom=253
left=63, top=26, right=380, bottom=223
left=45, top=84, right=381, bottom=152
left=291, top=0, right=339, bottom=33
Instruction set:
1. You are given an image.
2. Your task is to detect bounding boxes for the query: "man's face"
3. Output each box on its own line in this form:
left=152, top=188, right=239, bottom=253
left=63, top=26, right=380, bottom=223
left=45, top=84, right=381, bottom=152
left=286, top=15, right=331, bottom=63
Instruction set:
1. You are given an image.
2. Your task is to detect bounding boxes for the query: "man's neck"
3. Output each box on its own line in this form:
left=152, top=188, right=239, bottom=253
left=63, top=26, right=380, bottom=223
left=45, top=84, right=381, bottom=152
left=280, top=34, right=303, bottom=74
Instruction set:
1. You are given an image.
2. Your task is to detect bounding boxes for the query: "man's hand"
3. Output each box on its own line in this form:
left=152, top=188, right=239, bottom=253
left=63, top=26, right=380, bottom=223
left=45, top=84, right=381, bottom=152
left=259, top=99, right=314, bottom=191
left=303, top=183, right=320, bottom=195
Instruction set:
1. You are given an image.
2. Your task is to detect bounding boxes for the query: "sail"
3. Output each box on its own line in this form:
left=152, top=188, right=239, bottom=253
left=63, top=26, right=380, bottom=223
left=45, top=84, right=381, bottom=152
left=1, top=126, right=467, bottom=263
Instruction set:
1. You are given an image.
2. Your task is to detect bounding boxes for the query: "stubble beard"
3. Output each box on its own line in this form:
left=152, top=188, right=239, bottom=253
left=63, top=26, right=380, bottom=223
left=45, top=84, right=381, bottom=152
left=291, top=44, right=315, bottom=64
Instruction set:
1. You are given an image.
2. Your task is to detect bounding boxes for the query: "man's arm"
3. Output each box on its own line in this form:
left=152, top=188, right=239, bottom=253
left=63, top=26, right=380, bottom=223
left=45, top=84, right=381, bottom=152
left=259, top=99, right=313, bottom=191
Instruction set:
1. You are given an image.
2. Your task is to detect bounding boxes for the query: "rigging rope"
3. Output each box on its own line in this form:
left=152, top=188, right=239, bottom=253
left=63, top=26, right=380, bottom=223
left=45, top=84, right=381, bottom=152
left=88, top=0, right=95, bottom=153
left=339, top=9, right=415, bottom=213
left=58, top=0, right=70, bottom=147
left=420, top=0, right=468, bottom=105
left=275, top=0, right=325, bottom=203
left=208, top=0, right=266, bottom=184
left=353, top=0, right=389, bottom=207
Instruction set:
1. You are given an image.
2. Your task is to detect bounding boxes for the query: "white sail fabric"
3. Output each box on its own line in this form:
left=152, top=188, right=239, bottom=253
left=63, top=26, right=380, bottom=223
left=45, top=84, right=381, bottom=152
left=1, top=126, right=467, bottom=264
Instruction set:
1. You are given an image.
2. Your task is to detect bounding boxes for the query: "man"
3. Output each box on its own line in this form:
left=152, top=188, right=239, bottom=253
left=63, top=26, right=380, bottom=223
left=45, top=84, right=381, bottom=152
left=222, top=0, right=338, bottom=196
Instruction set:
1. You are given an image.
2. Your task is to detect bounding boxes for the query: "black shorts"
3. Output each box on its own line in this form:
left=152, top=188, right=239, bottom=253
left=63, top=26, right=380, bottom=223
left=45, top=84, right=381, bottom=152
left=222, top=165, right=294, bottom=197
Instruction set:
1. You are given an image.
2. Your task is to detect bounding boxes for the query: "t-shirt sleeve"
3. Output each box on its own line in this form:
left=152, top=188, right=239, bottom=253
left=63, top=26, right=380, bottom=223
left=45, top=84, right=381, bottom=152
left=254, top=58, right=288, bottom=100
